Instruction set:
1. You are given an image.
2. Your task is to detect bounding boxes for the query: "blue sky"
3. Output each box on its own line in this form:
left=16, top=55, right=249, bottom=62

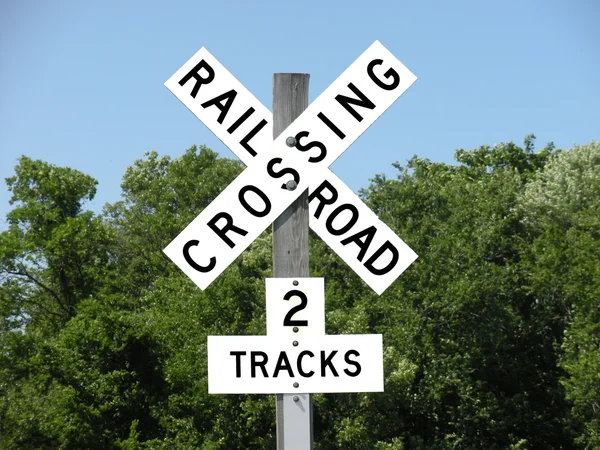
left=1, top=0, right=598, bottom=227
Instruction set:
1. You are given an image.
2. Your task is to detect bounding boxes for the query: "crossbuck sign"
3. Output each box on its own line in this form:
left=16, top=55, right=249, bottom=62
left=164, top=42, right=418, bottom=396
left=164, top=41, right=418, bottom=295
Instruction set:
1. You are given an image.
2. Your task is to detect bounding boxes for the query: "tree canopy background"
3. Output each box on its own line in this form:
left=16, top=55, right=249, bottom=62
left=1, top=137, right=599, bottom=449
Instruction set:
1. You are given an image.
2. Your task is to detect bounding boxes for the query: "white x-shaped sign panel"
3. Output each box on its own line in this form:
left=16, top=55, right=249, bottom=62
left=163, top=41, right=417, bottom=295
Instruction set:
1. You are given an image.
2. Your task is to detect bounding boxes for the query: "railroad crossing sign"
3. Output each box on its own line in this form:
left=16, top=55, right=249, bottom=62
left=163, top=40, right=418, bottom=295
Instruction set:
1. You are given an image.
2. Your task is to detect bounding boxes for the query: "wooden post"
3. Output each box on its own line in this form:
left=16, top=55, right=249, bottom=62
left=272, top=73, right=313, bottom=449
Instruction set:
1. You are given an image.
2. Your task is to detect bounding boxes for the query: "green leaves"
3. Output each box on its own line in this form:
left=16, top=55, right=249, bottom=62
left=1, top=139, right=599, bottom=448
left=103, top=145, right=244, bottom=295
left=519, top=141, right=600, bottom=447
left=354, top=136, right=576, bottom=448
left=6, top=156, right=97, bottom=238
left=1, top=158, right=114, bottom=330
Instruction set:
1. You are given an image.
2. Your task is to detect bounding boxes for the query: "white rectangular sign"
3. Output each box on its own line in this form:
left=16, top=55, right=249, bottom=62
left=266, top=278, right=325, bottom=337
left=207, top=334, right=383, bottom=394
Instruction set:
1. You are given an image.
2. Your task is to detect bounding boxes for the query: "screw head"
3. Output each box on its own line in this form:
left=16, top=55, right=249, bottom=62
left=286, top=136, right=297, bottom=147
left=293, top=340, right=298, bottom=347
left=293, top=395, right=300, bottom=402
left=293, top=382, right=299, bottom=388
left=286, top=180, right=297, bottom=191
left=293, top=327, right=299, bottom=333
left=293, top=280, right=299, bottom=286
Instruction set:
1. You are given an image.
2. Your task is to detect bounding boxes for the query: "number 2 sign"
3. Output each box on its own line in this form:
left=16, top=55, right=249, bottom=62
left=208, top=278, right=383, bottom=394
left=267, top=278, right=325, bottom=337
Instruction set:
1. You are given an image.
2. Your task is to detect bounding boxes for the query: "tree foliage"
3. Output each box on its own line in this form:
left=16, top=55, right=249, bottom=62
left=519, top=141, right=600, bottom=448
left=0, top=156, right=113, bottom=330
left=1, top=139, right=599, bottom=449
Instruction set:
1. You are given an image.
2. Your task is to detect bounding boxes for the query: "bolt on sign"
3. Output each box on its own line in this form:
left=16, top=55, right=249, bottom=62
left=163, top=41, right=418, bottom=394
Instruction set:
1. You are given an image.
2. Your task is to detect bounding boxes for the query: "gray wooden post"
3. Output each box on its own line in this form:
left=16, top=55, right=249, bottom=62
left=272, top=73, right=313, bottom=450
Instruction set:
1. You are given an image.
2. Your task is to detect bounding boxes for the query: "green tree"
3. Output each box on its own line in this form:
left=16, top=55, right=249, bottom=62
left=328, top=136, right=574, bottom=449
left=0, top=156, right=113, bottom=330
left=519, top=141, right=600, bottom=448
left=0, top=157, right=116, bottom=449
left=104, top=146, right=274, bottom=449
left=103, top=145, right=244, bottom=296
left=0, top=146, right=272, bottom=449
left=2, top=138, right=598, bottom=449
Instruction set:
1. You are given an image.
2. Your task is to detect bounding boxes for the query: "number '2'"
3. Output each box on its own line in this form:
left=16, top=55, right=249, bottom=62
left=283, top=289, right=308, bottom=326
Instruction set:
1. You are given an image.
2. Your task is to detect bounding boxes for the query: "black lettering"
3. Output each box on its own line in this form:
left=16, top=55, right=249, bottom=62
left=251, top=351, right=269, bottom=378
left=364, top=240, right=399, bottom=275
left=201, top=89, right=237, bottom=124
left=294, top=131, right=327, bottom=163
left=207, top=212, right=248, bottom=248
left=240, top=119, right=268, bottom=157
left=238, top=185, right=271, bottom=217
left=267, top=157, right=300, bottom=190
left=297, top=351, right=315, bottom=377
left=320, top=350, right=339, bottom=377
left=317, top=112, right=346, bottom=140
left=367, top=59, right=400, bottom=91
left=343, top=350, right=362, bottom=377
left=326, top=204, right=359, bottom=236
left=340, top=225, right=377, bottom=262
left=273, top=351, right=295, bottom=378
left=283, top=290, right=308, bottom=327
left=182, top=239, right=216, bottom=273
left=335, top=83, right=375, bottom=122
left=178, top=59, right=215, bottom=98
left=230, top=351, right=246, bottom=378
left=308, top=180, right=338, bottom=219
left=227, top=107, right=255, bottom=134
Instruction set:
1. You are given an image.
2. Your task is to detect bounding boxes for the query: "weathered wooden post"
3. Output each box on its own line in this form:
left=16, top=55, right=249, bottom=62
left=272, top=73, right=313, bottom=449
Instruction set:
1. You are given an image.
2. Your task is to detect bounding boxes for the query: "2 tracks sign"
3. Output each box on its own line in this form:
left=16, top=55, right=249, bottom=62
left=163, top=41, right=418, bottom=394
